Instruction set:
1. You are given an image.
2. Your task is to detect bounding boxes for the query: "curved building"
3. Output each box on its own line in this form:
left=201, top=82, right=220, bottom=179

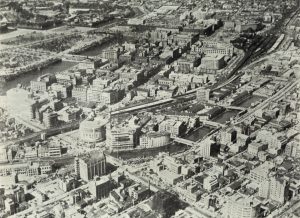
left=79, top=118, right=106, bottom=143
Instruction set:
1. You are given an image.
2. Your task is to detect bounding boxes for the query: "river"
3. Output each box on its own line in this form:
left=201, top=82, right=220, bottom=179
left=0, top=61, right=77, bottom=95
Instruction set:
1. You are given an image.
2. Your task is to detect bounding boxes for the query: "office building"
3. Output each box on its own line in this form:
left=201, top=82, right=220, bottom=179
left=201, top=54, right=225, bottom=70
left=203, top=175, right=218, bottom=191
left=48, top=146, right=62, bottom=157
left=139, top=132, right=171, bottom=148
left=89, top=176, right=114, bottom=200
left=106, top=125, right=139, bottom=151
left=259, top=176, right=289, bottom=204
left=250, top=161, right=275, bottom=184
left=77, top=152, right=106, bottom=181
left=159, top=120, right=186, bottom=137
left=197, top=138, right=212, bottom=157
left=220, top=128, right=237, bottom=145
left=72, top=86, right=88, bottom=102
left=42, top=109, right=58, bottom=128
left=30, top=74, right=56, bottom=92
left=51, top=83, right=72, bottom=99
left=196, top=87, right=210, bottom=102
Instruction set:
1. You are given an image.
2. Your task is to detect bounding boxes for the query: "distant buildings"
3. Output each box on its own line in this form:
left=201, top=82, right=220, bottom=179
left=0, top=161, right=52, bottom=176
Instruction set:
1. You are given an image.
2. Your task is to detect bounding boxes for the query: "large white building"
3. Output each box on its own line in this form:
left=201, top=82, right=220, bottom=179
left=222, top=193, right=260, bottom=218
left=79, top=118, right=107, bottom=143
left=201, top=54, right=225, bottom=70
left=139, top=132, right=171, bottom=148
left=75, top=152, right=106, bottom=182
left=106, top=125, right=139, bottom=151
left=259, top=176, right=288, bottom=204
left=196, top=137, right=213, bottom=158
left=6, top=87, right=37, bottom=121
left=250, top=161, right=275, bottom=184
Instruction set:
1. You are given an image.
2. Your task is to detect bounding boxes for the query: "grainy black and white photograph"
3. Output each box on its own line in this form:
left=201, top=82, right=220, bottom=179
left=0, top=0, right=299, bottom=217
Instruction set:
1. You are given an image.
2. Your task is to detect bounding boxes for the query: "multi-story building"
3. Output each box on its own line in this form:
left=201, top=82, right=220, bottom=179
left=42, top=109, right=58, bottom=128
left=201, top=54, right=225, bottom=70
left=139, top=132, right=171, bottom=148
left=30, top=74, right=56, bottom=92
left=72, top=86, right=88, bottom=102
left=158, top=78, right=174, bottom=87
left=30, top=80, right=48, bottom=92
left=159, top=120, right=186, bottom=137
left=247, top=141, right=268, bottom=156
left=57, top=106, right=82, bottom=123
left=219, top=128, right=237, bottom=145
left=76, top=152, right=106, bottom=182
left=285, top=137, right=300, bottom=158
left=197, top=138, right=213, bottom=157
left=51, top=83, right=72, bottom=99
left=196, top=87, right=210, bottom=102
left=203, top=175, right=218, bottom=191
left=128, top=184, right=150, bottom=203
left=99, top=90, right=119, bottom=105
left=250, top=161, right=275, bottom=184
left=223, top=193, right=261, bottom=218
left=87, top=87, right=101, bottom=103
left=106, top=125, right=139, bottom=151
left=193, top=40, right=235, bottom=57
left=89, top=176, right=113, bottom=200
left=48, top=146, right=61, bottom=157
left=164, top=156, right=182, bottom=174
left=116, top=66, right=144, bottom=83
left=256, top=130, right=288, bottom=154
left=176, top=55, right=201, bottom=73
left=102, top=47, right=119, bottom=62
left=259, top=176, right=289, bottom=204
left=0, top=161, right=52, bottom=176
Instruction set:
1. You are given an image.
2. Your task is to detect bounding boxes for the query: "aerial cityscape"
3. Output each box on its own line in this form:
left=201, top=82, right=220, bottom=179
left=0, top=0, right=299, bottom=217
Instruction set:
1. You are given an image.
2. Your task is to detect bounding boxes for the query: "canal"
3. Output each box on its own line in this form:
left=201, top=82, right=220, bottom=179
left=213, top=110, right=239, bottom=124
left=237, top=95, right=266, bottom=108
left=0, top=61, right=77, bottom=95
left=78, top=37, right=124, bottom=56
left=184, top=126, right=213, bottom=142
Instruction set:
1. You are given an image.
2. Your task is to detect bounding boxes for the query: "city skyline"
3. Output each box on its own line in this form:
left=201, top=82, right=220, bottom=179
left=0, top=0, right=300, bottom=217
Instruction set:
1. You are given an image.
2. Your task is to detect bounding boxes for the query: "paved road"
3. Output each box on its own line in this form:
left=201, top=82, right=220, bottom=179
left=236, top=79, right=299, bottom=124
